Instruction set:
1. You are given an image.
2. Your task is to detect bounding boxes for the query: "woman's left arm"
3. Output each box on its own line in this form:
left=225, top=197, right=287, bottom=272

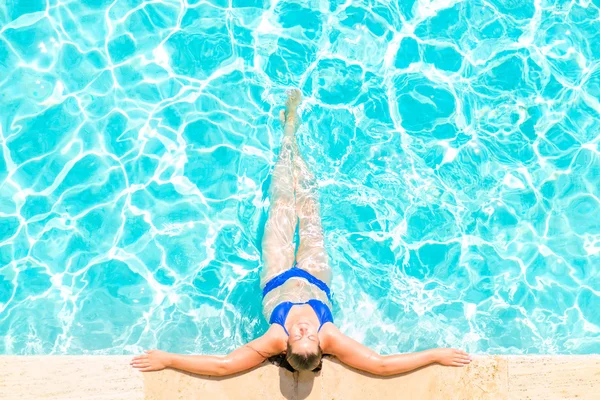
left=325, top=327, right=471, bottom=376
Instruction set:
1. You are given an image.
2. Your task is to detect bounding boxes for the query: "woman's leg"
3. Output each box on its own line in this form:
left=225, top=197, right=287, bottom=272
left=292, top=126, right=332, bottom=286
left=260, top=91, right=302, bottom=287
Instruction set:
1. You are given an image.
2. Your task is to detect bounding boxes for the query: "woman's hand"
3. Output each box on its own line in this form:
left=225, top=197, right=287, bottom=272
left=433, top=348, right=472, bottom=367
left=130, top=349, right=172, bottom=372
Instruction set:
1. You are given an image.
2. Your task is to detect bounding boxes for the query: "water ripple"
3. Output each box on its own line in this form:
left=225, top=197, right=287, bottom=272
left=0, top=0, right=598, bottom=355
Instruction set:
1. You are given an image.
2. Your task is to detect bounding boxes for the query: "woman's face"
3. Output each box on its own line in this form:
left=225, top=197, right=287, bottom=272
left=288, top=320, right=320, bottom=353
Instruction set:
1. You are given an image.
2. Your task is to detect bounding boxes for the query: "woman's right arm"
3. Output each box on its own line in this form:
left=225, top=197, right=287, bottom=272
left=131, top=326, right=284, bottom=376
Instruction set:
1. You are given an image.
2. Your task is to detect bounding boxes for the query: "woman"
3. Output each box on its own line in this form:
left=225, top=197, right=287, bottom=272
left=130, top=90, right=472, bottom=376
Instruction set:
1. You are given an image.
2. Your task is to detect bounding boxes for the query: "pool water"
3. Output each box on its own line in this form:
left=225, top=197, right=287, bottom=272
left=0, top=0, right=599, bottom=356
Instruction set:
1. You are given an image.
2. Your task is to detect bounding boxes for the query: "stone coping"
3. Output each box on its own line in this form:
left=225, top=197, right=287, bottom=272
left=0, top=355, right=598, bottom=399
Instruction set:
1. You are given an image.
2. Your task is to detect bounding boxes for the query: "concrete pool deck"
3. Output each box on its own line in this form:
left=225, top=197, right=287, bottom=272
left=0, top=355, right=598, bottom=399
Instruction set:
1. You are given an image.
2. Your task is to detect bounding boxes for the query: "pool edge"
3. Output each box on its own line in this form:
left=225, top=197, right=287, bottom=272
left=1, top=355, right=598, bottom=399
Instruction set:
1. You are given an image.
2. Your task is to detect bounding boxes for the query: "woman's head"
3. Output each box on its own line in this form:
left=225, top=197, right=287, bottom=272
left=286, top=340, right=322, bottom=371
left=285, top=320, right=322, bottom=371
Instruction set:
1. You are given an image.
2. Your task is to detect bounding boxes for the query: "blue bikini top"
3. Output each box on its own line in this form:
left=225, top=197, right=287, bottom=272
left=263, top=266, right=334, bottom=335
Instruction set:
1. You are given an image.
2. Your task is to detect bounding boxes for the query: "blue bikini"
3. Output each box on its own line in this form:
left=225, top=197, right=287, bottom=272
left=263, top=266, right=334, bottom=335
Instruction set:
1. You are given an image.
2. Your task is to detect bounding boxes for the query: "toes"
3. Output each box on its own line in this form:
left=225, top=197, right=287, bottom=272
left=285, top=89, right=302, bottom=109
left=279, top=109, right=285, bottom=125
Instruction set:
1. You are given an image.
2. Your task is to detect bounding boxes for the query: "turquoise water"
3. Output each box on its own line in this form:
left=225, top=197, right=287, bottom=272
left=0, top=0, right=599, bottom=356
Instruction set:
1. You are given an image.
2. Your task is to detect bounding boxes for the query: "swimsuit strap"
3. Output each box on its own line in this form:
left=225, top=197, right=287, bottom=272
left=270, top=302, right=293, bottom=336
left=308, top=299, right=334, bottom=331
left=262, top=266, right=332, bottom=302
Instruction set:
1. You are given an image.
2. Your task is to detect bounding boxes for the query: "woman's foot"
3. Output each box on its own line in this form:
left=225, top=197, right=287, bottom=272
left=282, top=89, right=302, bottom=134
left=286, top=88, right=302, bottom=112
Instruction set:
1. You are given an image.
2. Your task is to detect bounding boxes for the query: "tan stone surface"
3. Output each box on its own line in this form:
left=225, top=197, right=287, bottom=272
left=319, top=355, right=507, bottom=400
left=1, top=355, right=599, bottom=400
left=0, top=356, right=143, bottom=400
left=142, top=361, right=294, bottom=400
left=507, top=355, right=600, bottom=400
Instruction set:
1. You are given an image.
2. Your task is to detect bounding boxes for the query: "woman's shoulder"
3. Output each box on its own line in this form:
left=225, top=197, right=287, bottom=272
left=318, top=322, right=339, bottom=353
left=263, top=324, right=288, bottom=353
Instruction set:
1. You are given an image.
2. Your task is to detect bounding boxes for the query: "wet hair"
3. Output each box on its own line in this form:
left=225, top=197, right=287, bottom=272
left=286, top=341, right=323, bottom=371
left=268, top=342, right=323, bottom=373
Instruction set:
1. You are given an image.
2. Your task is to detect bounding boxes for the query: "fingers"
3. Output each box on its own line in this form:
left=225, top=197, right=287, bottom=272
left=131, top=352, right=151, bottom=367
left=451, top=357, right=471, bottom=366
left=452, top=349, right=472, bottom=361
left=130, top=350, right=158, bottom=372
left=453, top=349, right=469, bottom=356
left=438, top=348, right=472, bottom=367
left=132, top=363, right=154, bottom=372
left=131, top=359, right=150, bottom=366
left=131, top=350, right=153, bottom=362
left=130, top=355, right=148, bottom=364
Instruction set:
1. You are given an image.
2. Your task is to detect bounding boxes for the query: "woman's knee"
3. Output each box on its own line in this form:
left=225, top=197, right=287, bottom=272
left=270, top=198, right=296, bottom=219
